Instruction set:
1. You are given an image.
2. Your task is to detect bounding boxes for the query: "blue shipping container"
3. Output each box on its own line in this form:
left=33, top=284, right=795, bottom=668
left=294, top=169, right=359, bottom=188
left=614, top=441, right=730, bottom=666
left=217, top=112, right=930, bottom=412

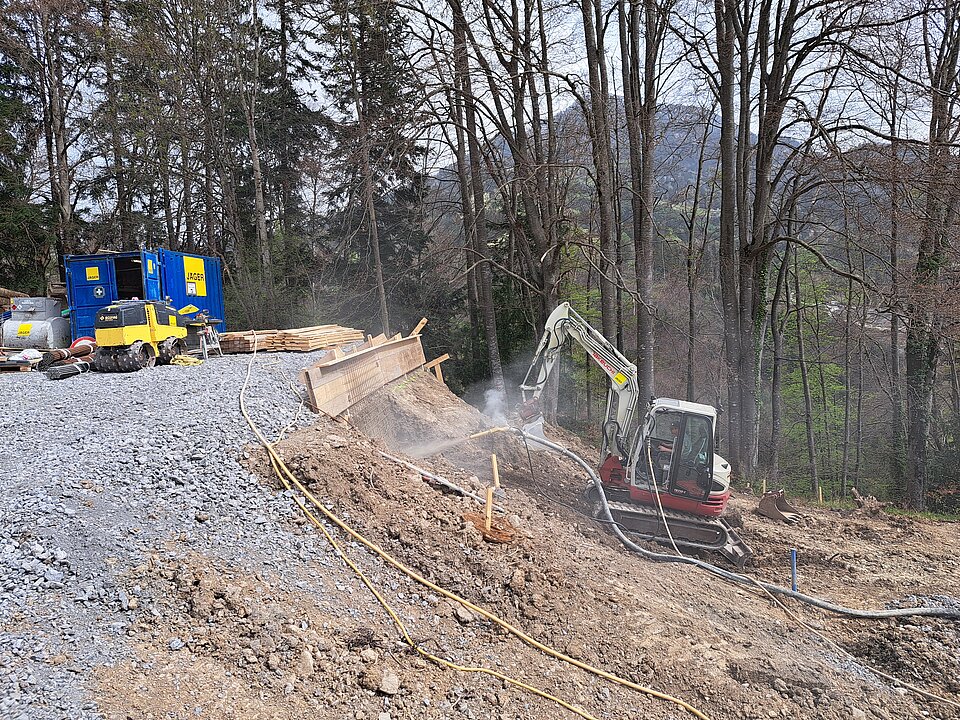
left=65, top=250, right=225, bottom=340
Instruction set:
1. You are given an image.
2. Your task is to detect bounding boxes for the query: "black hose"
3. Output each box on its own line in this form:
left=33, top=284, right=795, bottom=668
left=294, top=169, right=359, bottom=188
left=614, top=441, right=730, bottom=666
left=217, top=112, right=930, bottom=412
left=514, top=428, right=960, bottom=621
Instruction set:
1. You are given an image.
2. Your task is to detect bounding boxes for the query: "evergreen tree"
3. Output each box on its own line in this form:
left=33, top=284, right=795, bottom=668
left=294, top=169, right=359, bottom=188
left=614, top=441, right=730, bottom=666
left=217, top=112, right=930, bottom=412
left=0, top=43, right=53, bottom=291
left=313, top=0, right=427, bottom=332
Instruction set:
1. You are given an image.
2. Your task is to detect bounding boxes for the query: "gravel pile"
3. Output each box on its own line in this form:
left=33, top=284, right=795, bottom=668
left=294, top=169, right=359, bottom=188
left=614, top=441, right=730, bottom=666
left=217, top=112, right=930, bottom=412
left=0, top=351, right=337, bottom=719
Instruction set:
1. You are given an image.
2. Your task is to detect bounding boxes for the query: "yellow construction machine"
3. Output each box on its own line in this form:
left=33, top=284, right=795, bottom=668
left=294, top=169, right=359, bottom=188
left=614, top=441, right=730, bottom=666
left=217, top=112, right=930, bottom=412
left=91, top=300, right=188, bottom=372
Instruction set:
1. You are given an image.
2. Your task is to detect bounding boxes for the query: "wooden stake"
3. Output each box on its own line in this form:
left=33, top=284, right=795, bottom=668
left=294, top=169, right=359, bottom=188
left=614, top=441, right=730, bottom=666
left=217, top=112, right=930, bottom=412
left=761, top=477, right=766, bottom=494
left=484, top=487, right=494, bottom=531
left=424, top=353, right=451, bottom=385
left=410, top=317, right=429, bottom=337
left=491, top=453, right=500, bottom=489
left=818, top=484, right=823, bottom=504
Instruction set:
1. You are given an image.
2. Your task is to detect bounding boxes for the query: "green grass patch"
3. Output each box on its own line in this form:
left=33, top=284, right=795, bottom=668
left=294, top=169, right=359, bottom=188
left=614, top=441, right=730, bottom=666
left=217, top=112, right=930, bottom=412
left=883, top=507, right=960, bottom=522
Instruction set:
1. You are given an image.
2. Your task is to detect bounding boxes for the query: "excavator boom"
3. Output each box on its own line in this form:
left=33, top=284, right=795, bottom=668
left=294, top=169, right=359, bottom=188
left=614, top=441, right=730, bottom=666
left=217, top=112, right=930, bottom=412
left=520, top=302, right=641, bottom=458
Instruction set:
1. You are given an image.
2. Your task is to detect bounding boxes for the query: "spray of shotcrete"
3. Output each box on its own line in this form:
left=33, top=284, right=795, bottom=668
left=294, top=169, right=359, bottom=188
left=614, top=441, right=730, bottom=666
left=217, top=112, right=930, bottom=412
left=405, top=386, right=512, bottom=458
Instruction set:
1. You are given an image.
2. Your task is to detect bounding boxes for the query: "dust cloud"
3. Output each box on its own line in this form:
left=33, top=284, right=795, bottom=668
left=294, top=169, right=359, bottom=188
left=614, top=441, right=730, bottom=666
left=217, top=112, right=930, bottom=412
left=482, top=387, right=507, bottom=424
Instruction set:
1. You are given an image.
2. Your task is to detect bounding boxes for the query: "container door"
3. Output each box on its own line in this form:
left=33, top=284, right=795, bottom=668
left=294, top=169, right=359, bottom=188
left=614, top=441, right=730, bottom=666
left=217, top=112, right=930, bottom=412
left=65, top=255, right=116, bottom=340
left=158, top=249, right=226, bottom=330
left=141, top=251, right=161, bottom=301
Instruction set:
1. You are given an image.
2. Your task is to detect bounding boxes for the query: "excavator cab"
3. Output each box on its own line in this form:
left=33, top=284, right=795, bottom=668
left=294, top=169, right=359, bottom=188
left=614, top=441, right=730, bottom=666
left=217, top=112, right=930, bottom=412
left=646, top=410, right=715, bottom=502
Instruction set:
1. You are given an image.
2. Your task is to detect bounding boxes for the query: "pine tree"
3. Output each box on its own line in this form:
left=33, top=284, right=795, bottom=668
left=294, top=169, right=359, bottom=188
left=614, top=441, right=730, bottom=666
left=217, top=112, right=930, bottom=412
left=0, top=37, right=54, bottom=291
left=314, top=0, right=426, bottom=334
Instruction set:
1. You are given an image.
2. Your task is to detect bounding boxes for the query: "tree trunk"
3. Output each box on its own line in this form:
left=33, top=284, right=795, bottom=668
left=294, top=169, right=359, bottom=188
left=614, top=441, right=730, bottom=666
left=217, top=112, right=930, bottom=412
left=360, top=135, right=390, bottom=336
left=449, top=29, right=481, bottom=374
left=888, top=137, right=906, bottom=485
left=794, top=254, right=818, bottom=494
left=840, top=272, right=853, bottom=497
left=203, top=88, right=217, bottom=255
left=277, top=0, right=293, bottom=242
left=769, top=243, right=790, bottom=479
left=41, top=8, right=72, bottom=255
left=905, top=5, right=959, bottom=510
left=635, top=0, right=659, bottom=398
left=239, top=0, right=271, bottom=277
left=678, top=107, right=715, bottom=404
left=713, top=0, right=741, bottom=473
left=180, top=130, right=196, bottom=254
left=854, top=257, right=867, bottom=490
left=452, top=2, right=504, bottom=392
left=160, top=141, right=176, bottom=248
left=101, top=0, right=130, bottom=249
left=580, top=0, right=617, bottom=341
left=809, top=270, right=833, bottom=485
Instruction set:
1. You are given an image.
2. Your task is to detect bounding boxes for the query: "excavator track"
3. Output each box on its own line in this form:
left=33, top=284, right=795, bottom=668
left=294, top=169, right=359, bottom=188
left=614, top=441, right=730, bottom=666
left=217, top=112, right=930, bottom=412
left=594, top=494, right=753, bottom=567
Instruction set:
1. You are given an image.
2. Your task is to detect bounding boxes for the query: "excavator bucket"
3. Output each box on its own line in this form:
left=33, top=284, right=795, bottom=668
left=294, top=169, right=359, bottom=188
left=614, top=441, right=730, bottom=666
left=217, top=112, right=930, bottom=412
left=757, top=489, right=802, bottom=524
left=520, top=417, right=548, bottom=446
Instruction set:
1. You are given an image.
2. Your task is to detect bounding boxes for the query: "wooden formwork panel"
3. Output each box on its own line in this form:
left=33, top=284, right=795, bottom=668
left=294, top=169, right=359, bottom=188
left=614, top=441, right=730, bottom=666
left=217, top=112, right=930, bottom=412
left=301, top=335, right=426, bottom=416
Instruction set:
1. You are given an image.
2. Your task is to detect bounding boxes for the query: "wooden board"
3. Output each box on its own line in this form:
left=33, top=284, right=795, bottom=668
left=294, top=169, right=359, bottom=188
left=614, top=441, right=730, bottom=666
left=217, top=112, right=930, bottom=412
left=300, top=335, right=426, bottom=416
left=0, top=358, right=39, bottom=372
left=424, top=353, right=450, bottom=370
left=409, top=317, right=428, bottom=336
left=424, top=353, right=451, bottom=383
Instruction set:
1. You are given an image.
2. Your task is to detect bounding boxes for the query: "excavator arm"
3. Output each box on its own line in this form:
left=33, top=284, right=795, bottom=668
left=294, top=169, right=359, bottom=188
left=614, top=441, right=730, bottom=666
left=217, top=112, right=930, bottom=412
left=519, top=302, right=641, bottom=458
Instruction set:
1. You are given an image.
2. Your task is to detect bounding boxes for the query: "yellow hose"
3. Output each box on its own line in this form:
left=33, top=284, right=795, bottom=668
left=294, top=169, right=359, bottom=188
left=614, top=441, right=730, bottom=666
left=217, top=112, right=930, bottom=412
left=466, top=426, right=513, bottom=440
left=240, top=350, right=713, bottom=720
left=268, top=453, right=602, bottom=720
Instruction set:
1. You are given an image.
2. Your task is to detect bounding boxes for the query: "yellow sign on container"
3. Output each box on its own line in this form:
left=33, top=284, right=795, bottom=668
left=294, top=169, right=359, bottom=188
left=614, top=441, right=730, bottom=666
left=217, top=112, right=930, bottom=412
left=86, top=266, right=100, bottom=281
left=17, top=323, right=32, bottom=337
left=183, top=256, right=206, bottom=296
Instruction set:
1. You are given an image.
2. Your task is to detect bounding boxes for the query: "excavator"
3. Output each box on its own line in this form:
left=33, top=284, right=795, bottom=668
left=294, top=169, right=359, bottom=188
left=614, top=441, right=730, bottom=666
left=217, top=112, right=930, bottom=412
left=518, top=302, right=752, bottom=566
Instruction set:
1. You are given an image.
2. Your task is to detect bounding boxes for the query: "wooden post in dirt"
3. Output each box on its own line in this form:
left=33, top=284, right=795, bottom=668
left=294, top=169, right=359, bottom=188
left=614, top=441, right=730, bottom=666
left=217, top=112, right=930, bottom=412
left=484, top=487, right=494, bottom=531
left=818, top=485, right=823, bottom=504
left=491, top=453, right=500, bottom=489
left=425, top=354, right=450, bottom=383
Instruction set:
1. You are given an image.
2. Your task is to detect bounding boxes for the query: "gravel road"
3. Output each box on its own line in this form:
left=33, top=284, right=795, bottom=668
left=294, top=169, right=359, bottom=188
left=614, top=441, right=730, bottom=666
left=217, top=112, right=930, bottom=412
left=0, top=351, right=337, bottom=719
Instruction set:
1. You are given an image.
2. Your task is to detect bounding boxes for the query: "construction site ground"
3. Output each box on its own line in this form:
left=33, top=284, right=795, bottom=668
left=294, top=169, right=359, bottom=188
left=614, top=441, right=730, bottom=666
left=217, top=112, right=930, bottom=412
left=1, top=352, right=958, bottom=720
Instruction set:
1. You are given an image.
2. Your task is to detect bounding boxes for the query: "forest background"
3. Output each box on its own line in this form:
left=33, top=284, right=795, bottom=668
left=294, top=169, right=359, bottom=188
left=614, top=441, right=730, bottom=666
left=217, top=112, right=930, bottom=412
left=1, top=0, right=958, bottom=511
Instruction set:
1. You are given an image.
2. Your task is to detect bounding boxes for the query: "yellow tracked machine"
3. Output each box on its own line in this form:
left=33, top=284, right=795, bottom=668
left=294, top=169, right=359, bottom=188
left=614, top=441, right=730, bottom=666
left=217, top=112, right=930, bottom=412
left=91, top=300, right=188, bottom=372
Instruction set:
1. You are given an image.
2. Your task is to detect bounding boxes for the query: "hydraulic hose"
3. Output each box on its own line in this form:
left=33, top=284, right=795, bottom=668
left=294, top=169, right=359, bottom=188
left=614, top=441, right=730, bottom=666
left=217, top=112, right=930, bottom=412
left=514, top=428, right=960, bottom=621
left=515, top=430, right=960, bottom=711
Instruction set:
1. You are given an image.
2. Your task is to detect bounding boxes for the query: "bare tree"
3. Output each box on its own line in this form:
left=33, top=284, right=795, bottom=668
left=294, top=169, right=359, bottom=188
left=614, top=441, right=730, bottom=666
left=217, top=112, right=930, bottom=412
left=905, top=0, right=960, bottom=509
left=618, top=0, right=675, bottom=399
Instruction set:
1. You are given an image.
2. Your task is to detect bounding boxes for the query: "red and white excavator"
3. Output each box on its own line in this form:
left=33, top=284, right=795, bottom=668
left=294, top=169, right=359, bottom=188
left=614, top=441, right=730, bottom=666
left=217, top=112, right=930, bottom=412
left=518, top=302, right=752, bottom=566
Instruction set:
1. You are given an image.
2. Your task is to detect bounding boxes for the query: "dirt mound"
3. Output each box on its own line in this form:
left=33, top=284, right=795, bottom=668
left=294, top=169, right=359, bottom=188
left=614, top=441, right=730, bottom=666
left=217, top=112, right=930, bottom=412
left=98, top=369, right=960, bottom=719
left=348, top=372, right=623, bottom=530
left=95, top=553, right=439, bottom=719
left=248, top=371, right=958, bottom=719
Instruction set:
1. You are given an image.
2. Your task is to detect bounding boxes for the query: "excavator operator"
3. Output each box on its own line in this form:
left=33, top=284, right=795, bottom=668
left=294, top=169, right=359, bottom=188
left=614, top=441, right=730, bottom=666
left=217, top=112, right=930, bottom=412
left=657, top=421, right=681, bottom=454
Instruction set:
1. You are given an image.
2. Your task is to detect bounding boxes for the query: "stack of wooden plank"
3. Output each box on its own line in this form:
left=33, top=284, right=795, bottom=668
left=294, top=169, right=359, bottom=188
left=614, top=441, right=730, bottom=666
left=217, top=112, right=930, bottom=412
left=219, top=330, right=280, bottom=353
left=300, top=333, right=426, bottom=416
left=220, top=324, right=364, bottom=353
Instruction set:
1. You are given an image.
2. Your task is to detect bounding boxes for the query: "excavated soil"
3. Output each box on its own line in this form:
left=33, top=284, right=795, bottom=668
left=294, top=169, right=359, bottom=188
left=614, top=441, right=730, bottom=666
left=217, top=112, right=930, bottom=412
left=97, top=370, right=960, bottom=720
